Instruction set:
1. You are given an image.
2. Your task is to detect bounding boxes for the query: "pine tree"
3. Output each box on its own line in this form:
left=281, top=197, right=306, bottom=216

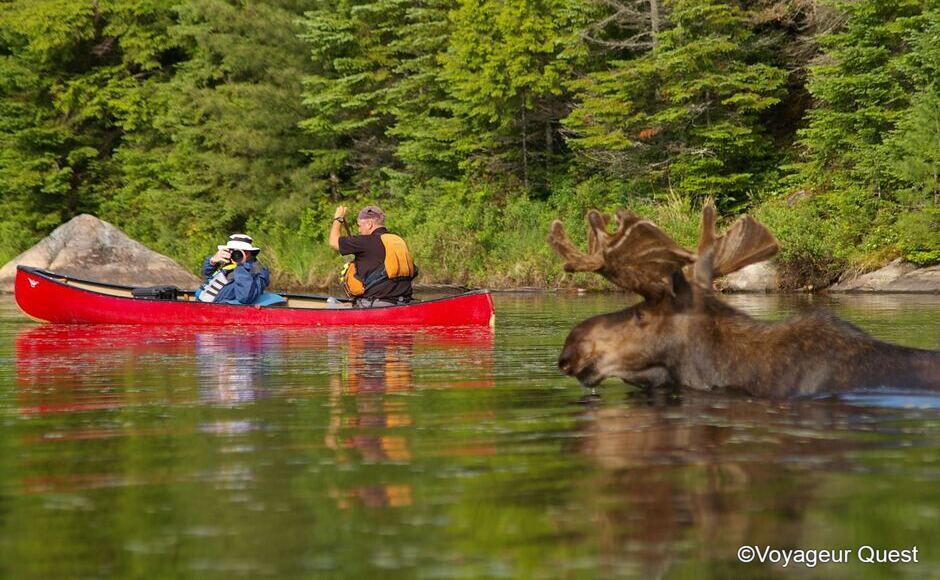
left=109, top=0, right=319, bottom=262
left=796, top=0, right=925, bottom=187
left=564, top=0, right=787, bottom=208
left=0, top=0, right=178, bottom=260
left=386, top=0, right=461, bottom=179
left=881, top=4, right=940, bottom=264
left=298, top=0, right=409, bottom=196
left=795, top=0, right=938, bottom=264
left=440, top=0, right=584, bottom=192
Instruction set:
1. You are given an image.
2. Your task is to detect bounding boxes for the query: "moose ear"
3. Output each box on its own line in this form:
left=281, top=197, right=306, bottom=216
left=667, top=270, right=694, bottom=311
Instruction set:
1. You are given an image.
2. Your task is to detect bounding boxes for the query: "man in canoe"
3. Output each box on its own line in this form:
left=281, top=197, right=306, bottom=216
left=197, top=234, right=271, bottom=304
left=329, top=205, right=417, bottom=307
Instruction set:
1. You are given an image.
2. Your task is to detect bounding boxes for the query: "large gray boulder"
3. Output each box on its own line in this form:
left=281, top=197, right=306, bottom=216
left=884, top=264, right=940, bottom=293
left=718, top=261, right=779, bottom=293
left=829, top=259, right=940, bottom=293
left=829, top=259, right=914, bottom=292
left=0, top=214, right=200, bottom=293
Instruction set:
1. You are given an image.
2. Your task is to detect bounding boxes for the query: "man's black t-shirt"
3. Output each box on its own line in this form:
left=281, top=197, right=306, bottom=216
left=338, top=227, right=413, bottom=300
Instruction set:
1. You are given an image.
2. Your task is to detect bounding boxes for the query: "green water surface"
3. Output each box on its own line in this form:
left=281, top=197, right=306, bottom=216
left=0, top=293, right=938, bottom=579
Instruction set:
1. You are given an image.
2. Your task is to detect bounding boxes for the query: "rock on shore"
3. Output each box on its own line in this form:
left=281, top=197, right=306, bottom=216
left=828, top=259, right=940, bottom=293
left=884, top=265, right=940, bottom=292
left=0, top=214, right=199, bottom=293
left=715, top=258, right=940, bottom=294
left=719, top=262, right=779, bottom=293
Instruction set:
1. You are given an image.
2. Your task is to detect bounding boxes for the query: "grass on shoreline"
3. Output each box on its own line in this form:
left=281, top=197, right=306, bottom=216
left=2, top=189, right=935, bottom=292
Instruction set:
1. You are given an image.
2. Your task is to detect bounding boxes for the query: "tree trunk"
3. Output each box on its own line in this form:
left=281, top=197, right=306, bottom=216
left=650, top=0, right=660, bottom=48
left=522, top=100, right=529, bottom=190
left=545, top=120, right=553, bottom=175
left=330, top=172, right=339, bottom=200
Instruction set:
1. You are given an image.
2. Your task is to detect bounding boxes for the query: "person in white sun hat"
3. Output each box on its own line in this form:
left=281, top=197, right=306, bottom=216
left=196, top=233, right=270, bottom=304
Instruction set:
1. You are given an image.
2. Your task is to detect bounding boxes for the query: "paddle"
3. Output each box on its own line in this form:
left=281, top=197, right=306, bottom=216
left=338, top=217, right=355, bottom=303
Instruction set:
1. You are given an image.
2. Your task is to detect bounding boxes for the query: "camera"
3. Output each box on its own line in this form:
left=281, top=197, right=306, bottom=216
left=229, top=249, right=245, bottom=263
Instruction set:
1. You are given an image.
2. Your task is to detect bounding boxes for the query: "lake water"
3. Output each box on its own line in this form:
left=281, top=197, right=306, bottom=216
left=0, top=292, right=938, bottom=579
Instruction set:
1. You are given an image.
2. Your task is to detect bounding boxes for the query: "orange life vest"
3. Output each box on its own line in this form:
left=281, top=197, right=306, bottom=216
left=342, top=233, right=417, bottom=297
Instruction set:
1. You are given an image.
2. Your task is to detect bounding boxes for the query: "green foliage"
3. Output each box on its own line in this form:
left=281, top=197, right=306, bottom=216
left=386, top=0, right=462, bottom=178
left=565, top=0, right=787, bottom=208
left=886, top=89, right=940, bottom=199
left=298, top=0, right=407, bottom=191
left=103, top=0, right=322, bottom=269
left=755, top=197, right=846, bottom=288
left=440, top=0, right=583, bottom=189
left=0, top=0, right=936, bottom=287
left=0, top=0, right=178, bottom=256
left=781, top=0, right=940, bottom=275
left=299, top=0, right=585, bottom=195
left=881, top=84, right=940, bottom=265
left=796, top=0, right=922, bottom=183
left=894, top=206, right=940, bottom=265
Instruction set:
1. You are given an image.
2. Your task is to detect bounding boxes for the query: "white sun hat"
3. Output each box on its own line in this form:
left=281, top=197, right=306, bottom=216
left=218, top=233, right=260, bottom=252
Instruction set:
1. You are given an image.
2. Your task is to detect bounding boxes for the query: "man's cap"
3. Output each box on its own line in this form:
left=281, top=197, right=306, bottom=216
left=219, top=233, right=260, bottom=252
left=357, top=205, right=385, bottom=221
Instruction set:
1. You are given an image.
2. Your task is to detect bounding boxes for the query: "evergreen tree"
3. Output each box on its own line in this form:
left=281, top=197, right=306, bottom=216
left=440, top=0, right=583, bottom=192
left=794, top=0, right=938, bottom=265
left=564, top=0, right=787, bottom=208
left=386, top=0, right=461, bottom=179
left=796, top=0, right=925, bottom=187
left=880, top=3, right=940, bottom=264
left=109, top=0, right=319, bottom=263
left=883, top=88, right=940, bottom=264
left=298, top=0, right=409, bottom=195
left=0, top=0, right=178, bottom=259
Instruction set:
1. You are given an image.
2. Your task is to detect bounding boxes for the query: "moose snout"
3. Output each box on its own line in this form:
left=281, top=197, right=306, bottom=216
left=558, top=343, right=577, bottom=375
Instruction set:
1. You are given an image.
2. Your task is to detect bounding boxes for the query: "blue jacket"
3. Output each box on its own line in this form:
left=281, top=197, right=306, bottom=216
left=201, top=257, right=270, bottom=304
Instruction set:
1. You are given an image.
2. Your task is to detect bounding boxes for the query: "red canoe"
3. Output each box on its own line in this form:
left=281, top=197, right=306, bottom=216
left=14, top=266, right=495, bottom=327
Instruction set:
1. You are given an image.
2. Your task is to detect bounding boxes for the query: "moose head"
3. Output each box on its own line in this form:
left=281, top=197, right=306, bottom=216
left=548, top=203, right=781, bottom=392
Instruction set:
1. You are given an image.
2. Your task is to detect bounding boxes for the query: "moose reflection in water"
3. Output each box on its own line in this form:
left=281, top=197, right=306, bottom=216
left=570, top=393, right=882, bottom=577
left=548, top=204, right=940, bottom=397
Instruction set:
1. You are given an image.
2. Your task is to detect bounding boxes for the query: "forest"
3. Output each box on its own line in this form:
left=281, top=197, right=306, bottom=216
left=0, top=0, right=937, bottom=289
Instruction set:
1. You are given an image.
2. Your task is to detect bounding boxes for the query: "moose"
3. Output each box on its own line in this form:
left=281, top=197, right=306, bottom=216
left=548, top=204, right=940, bottom=398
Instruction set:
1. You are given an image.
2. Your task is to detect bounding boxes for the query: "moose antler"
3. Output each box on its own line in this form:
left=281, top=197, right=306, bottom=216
left=548, top=209, right=695, bottom=299
left=691, top=200, right=780, bottom=289
left=549, top=202, right=780, bottom=299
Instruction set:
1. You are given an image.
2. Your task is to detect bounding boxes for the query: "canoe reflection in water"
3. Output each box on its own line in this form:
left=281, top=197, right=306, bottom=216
left=14, top=324, right=494, bottom=500
left=15, top=325, right=278, bottom=414
left=325, top=329, right=495, bottom=510
left=16, top=325, right=493, bottom=414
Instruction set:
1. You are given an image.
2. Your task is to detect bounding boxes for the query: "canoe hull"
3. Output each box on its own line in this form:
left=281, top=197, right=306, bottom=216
left=14, top=267, right=495, bottom=327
